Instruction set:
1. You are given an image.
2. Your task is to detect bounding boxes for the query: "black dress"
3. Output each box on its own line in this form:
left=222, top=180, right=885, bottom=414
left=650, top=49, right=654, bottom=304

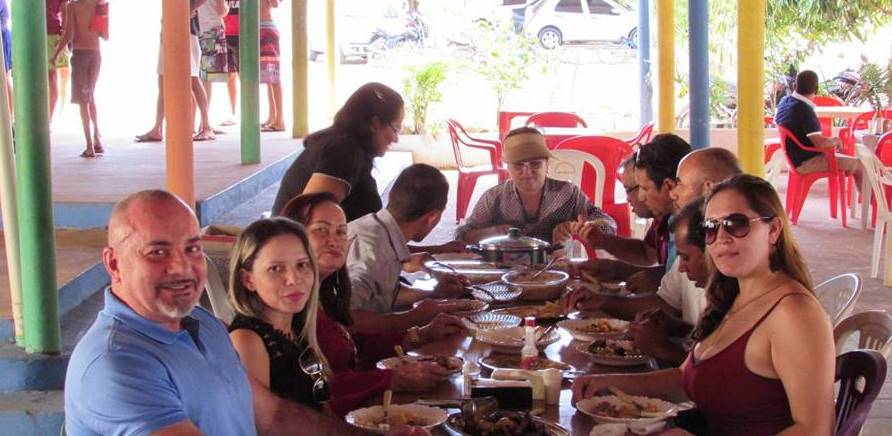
left=228, top=315, right=321, bottom=409
left=272, top=130, right=382, bottom=222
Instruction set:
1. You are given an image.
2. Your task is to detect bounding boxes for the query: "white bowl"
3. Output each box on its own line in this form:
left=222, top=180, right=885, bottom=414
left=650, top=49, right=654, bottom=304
left=576, top=395, right=678, bottom=424
left=346, top=404, right=449, bottom=433
left=558, top=318, right=630, bottom=341
left=474, top=326, right=561, bottom=354
left=502, top=270, right=570, bottom=301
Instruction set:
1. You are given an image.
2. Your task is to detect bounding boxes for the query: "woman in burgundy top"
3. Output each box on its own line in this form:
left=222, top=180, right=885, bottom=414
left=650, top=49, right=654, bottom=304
left=572, top=175, right=835, bottom=436
left=282, top=192, right=467, bottom=417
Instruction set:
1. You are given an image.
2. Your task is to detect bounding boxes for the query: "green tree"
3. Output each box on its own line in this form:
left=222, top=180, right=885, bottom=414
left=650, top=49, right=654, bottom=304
left=402, top=61, right=449, bottom=134
left=466, top=21, right=544, bottom=111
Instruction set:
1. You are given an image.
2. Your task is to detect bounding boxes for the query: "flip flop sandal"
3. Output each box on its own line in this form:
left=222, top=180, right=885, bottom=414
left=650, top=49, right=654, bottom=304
left=80, top=150, right=97, bottom=158
left=134, top=134, right=162, bottom=143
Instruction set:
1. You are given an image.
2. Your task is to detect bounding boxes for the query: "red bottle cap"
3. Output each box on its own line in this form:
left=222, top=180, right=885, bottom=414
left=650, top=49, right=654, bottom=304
left=523, top=316, right=536, bottom=327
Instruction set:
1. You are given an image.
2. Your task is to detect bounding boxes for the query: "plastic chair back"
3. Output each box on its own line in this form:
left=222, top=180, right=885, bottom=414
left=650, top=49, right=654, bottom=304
left=525, top=111, right=588, bottom=128
left=834, top=310, right=892, bottom=358
left=552, top=136, right=633, bottom=207
left=874, top=130, right=892, bottom=165
left=813, top=95, right=843, bottom=136
left=624, top=121, right=654, bottom=147
left=204, top=254, right=235, bottom=324
left=550, top=149, right=607, bottom=208
left=446, top=118, right=503, bottom=171
left=815, top=273, right=861, bottom=326
left=834, top=350, right=887, bottom=436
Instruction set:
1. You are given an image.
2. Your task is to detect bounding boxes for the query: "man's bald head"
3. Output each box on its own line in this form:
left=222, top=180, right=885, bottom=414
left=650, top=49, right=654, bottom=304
left=108, top=190, right=195, bottom=248
left=671, top=148, right=742, bottom=209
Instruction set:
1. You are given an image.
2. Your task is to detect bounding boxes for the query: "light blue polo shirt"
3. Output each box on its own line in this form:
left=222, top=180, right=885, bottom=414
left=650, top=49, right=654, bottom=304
left=65, top=289, right=256, bottom=436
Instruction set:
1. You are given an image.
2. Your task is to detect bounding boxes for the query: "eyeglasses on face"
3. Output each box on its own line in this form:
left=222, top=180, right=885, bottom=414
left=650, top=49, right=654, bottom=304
left=701, top=213, right=774, bottom=245
left=298, top=347, right=331, bottom=403
left=508, top=159, right=546, bottom=172
left=308, top=223, right=348, bottom=241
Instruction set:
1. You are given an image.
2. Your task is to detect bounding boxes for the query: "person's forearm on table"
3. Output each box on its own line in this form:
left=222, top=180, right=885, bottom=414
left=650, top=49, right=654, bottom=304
left=599, top=294, right=664, bottom=320
left=593, top=233, right=658, bottom=266
left=249, top=375, right=367, bottom=436
left=350, top=308, right=427, bottom=334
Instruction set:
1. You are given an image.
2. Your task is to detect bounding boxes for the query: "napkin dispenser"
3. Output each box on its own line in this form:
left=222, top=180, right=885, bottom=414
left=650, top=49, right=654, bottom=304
left=471, top=378, right=533, bottom=409
left=490, top=369, right=545, bottom=401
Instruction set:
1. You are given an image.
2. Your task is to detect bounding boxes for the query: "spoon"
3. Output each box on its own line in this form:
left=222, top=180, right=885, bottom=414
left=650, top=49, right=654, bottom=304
left=432, top=261, right=458, bottom=273
left=528, top=257, right=559, bottom=280
left=381, top=389, right=393, bottom=431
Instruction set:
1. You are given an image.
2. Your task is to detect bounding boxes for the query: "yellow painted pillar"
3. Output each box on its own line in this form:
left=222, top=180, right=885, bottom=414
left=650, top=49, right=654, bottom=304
left=737, top=0, right=765, bottom=176
left=292, top=0, right=309, bottom=137
left=162, top=0, right=195, bottom=206
left=655, top=0, right=674, bottom=134
left=325, top=0, right=336, bottom=115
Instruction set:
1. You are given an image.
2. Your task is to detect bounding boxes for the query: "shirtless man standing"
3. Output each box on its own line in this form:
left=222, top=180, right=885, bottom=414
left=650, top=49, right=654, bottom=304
left=52, top=0, right=108, bottom=158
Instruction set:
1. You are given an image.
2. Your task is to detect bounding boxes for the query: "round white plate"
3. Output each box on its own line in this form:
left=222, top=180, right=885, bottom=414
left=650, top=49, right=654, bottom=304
left=346, top=404, right=449, bottom=433
left=470, top=283, right=522, bottom=303
left=575, top=395, right=678, bottom=424
left=375, top=355, right=463, bottom=374
left=558, top=318, right=630, bottom=341
left=465, top=312, right=522, bottom=330
left=575, top=340, right=650, bottom=367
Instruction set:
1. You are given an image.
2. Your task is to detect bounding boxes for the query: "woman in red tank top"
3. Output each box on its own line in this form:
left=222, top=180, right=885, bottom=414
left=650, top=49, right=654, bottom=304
left=573, top=175, right=835, bottom=435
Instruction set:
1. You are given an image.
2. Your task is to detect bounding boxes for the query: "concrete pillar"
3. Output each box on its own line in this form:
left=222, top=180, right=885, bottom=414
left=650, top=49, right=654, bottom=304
left=12, top=0, right=60, bottom=353
left=688, top=0, right=709, bottom=149
left=737, top=0, right=765, bottom=176
left=638, top=0, right=653, bottom=125
left=325, top=0, right=336, bottom=115
left=291, top=0, right=309, bottom=137
left=240, top=0, right=260, bottom=164
left=0, top=19, right=23, bottom=344
left=655, top=0, right=674, bottom=134
left=162, top=0, right=195, bottom=206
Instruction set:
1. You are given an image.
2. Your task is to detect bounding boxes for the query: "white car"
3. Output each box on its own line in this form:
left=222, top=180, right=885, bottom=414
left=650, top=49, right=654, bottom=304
left=524, top=0, right=637, bottom=49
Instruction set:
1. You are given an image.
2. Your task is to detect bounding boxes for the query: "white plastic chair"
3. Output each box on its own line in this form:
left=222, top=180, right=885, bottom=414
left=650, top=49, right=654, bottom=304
left=548, top=149, right=607, bottom=208
left=765, top=147, right=788, bottom=188
left=834, top=310, right=892, bottom=359
left=204, top=253, right=235, bottom=324
left=815, top=273, right=862, bottom=326
left=855, top=146, right=892, bottom=279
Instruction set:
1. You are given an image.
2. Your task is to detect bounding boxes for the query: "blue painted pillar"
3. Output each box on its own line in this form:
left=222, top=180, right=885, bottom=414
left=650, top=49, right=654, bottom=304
left=638, top=0, right=652, bottom=125
left=689, top=0, right=709, bottom=149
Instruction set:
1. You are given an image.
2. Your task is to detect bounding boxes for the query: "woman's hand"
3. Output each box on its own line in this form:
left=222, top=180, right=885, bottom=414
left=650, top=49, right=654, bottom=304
left=571, top=374, right=613, bottom=404
left=553, top=215, right=586, bottom=244
left=390, top=360, right=450, bottom=393
left=418, top=314, right=468, bottom=344
left=403, top=252, right=434, bottom=273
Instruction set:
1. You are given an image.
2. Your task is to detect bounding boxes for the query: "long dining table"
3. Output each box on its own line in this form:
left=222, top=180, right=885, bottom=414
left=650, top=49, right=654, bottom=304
left=388, top=310, right=662, bottom=435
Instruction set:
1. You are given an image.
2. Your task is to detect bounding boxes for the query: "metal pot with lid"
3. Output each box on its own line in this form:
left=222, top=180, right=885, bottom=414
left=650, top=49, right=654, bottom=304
left=466, top=228, right=556, bottom=265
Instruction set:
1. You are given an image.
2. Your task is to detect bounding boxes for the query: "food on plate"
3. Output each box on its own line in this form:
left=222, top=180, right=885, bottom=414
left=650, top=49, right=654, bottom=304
left=481, top=354, right=573, bottom=371
left=586, top=398, right=662, bottom=419
left=450, top=410, right=551, bottom=436
left=355, top=410, right=429, bottom=429
left=412, top=355, right=463, bottom=372
left=574, top=319, right=627, bottom=334
left=586, top=339, right=644, bottom=357
left=508, top=270, right=566, bottom=285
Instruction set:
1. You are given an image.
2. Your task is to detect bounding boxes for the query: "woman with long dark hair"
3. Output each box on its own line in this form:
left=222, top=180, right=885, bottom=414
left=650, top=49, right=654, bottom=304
left=282, top=193, right=467, bottom=417
left=272, top=82, right=404, bottom=221
left=572, top=175, right=834, bottom=435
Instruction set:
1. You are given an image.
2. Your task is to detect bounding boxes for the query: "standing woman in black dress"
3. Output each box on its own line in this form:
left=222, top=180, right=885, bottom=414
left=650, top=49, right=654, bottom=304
left=272, top=82, right=404, bottom=222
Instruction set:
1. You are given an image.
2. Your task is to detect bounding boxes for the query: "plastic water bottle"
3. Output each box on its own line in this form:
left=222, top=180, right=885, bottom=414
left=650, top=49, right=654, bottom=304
left=520, top=317, right=537, bottom=370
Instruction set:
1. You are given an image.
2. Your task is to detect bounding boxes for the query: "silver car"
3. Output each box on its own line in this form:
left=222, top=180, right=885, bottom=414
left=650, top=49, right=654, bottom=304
left=524, top=0, right=637, bottom=49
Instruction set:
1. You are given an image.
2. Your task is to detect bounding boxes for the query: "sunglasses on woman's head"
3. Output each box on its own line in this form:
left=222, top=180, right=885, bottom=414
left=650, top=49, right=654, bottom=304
left=298, top=347, right=331, bottom=403
left=701, top=213, right=774, bottom=245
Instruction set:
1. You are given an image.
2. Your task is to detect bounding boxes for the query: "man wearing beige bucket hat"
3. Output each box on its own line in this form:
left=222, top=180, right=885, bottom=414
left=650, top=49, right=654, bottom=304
left=455, top=127, right=615, bottom=244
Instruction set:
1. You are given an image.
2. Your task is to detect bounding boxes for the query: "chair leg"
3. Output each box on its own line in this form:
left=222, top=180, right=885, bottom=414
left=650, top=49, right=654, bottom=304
left=839, top=174, right=848, bottom=228
left=828, top=175, right=839, bottom=219
left=871, top=220, right=884, bottom=278
left=456, top=173, right=473, bottom=223
left=785, top=176, right=799, bottom=223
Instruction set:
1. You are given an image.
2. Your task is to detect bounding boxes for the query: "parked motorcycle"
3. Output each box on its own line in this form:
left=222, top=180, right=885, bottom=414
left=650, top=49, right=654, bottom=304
left=369, top=12, right=428, bottom=52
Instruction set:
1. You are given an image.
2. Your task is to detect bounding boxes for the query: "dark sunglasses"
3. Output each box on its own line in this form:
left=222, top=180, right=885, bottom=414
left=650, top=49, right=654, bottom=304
left=298, top=347, right=331, bottom=403
left=701, top=213, right=774, bottom=245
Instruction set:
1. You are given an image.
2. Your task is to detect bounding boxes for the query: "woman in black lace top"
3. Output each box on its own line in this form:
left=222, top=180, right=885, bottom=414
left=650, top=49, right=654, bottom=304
left=227, top=218, right=329, bottom=409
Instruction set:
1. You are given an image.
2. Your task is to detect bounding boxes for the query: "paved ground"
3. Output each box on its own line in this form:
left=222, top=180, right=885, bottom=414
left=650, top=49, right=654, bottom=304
left=216, top=169, right=892, bottom=435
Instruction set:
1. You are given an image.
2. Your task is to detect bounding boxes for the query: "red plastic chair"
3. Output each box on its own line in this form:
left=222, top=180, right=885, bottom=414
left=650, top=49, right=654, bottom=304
left=551, top=136, right=633, bottom=237
left=524, top=112, right=588, bottom=128
left=623, top=121, right=654, bottom=148
left=813, top=95, right=843, bottom=136
left=834, top=350, right=887, bottom=436
left=777, top=125, right=848, bottom=227
left=447, top=119, right=510, bottom=223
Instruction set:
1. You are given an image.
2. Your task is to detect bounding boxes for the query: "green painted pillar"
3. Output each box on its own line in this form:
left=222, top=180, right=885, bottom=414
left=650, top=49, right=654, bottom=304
left=12, top=0, right=60, bottom=354
left=240, top=0, right=260, bottom=164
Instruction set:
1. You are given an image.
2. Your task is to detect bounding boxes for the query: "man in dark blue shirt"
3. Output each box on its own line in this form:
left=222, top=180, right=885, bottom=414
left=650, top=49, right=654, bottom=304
left=774, top=70, right=863, bottom=187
